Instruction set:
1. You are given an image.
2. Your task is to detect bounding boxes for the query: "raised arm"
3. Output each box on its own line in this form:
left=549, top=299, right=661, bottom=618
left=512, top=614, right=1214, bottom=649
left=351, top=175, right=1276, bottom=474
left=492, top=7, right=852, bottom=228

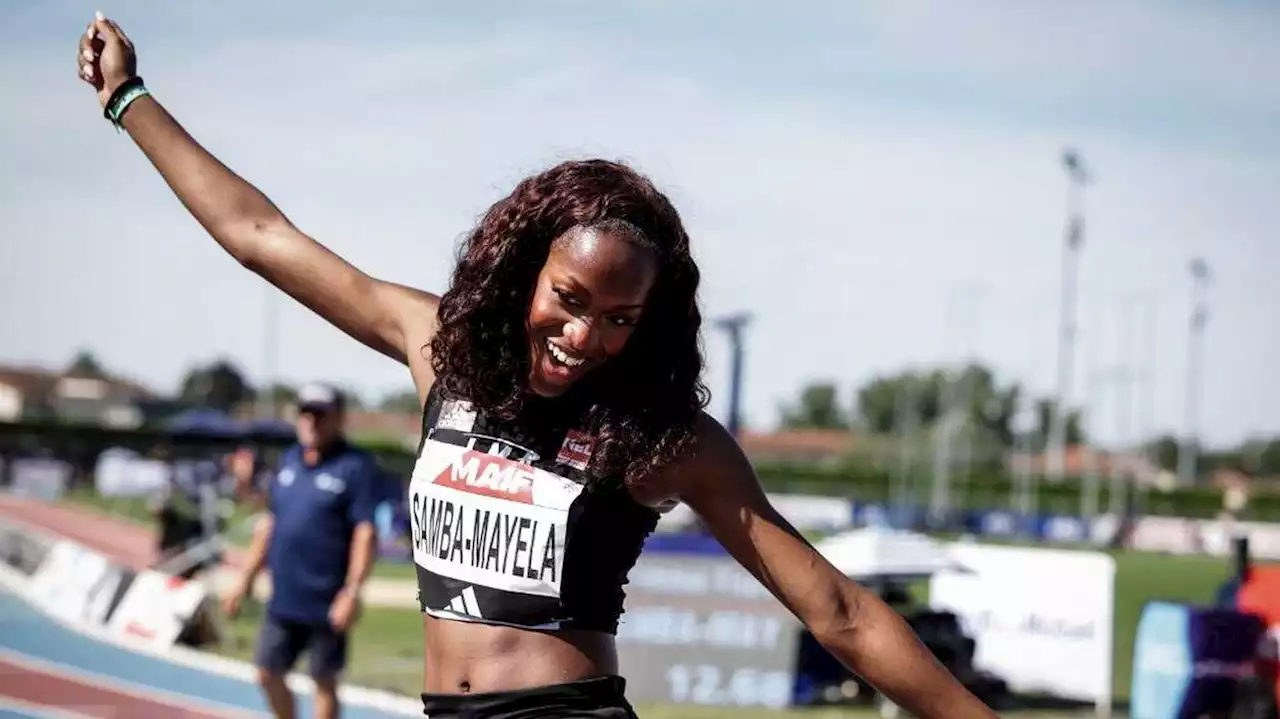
left=77, top=14, right=439, bottom=384
left=671, top=415, right=999, bottom=719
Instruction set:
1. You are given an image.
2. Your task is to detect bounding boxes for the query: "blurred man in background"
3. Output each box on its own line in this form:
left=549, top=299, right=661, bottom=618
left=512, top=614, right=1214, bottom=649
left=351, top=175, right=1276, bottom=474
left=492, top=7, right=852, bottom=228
left=150, top=445, right=233, bottom=579
left=222, top=383, right=379, bottom=719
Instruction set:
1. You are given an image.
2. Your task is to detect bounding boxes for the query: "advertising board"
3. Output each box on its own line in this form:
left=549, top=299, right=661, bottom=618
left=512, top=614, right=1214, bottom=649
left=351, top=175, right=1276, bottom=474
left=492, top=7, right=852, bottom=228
left=930, top=543, right=1115, bottom=712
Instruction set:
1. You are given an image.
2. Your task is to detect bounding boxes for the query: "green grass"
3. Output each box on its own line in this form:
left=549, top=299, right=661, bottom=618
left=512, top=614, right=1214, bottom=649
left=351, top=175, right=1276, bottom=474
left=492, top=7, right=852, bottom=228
left=213, top=547, right=1233, bottom=717
left=63, top=486, right=185, bottom=525
left=1105, top=548, right=1231, bottom=700
left=66, top=489, right=1238, bottom=711
left=215, top=600, right=1089, bottom=717
left=216, top=598, right=426, bottom=697
left=365, top=561, right=417, bottom=580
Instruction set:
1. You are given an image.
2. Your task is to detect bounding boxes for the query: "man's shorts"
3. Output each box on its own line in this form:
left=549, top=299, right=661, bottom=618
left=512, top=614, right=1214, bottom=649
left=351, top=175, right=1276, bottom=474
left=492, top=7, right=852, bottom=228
left=253, top=613, right=348, bottom=681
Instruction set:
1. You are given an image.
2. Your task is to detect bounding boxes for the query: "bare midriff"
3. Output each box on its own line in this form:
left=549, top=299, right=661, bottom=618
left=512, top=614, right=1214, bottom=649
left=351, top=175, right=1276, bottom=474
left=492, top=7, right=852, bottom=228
left=421, top=614, right=618, bottom=694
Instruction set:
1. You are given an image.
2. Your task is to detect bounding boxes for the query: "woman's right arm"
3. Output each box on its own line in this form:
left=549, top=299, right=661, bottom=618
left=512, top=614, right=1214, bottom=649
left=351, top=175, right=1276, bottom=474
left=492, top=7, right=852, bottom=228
left=78, top=15, right=438, bottom=374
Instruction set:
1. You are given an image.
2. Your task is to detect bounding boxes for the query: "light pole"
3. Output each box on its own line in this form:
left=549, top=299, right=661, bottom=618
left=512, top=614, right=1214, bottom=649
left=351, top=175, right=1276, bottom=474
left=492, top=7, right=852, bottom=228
left=715, top=313, right=752, bottom=440
left=1135, top=299, right=1158, bottom=507
left=892, top=372, right=921, bottom=524
left=1177, top=259, right=1211, bottom=486
left=1012, top=390, right=1037, bottom=529
left=257, top=283, right=280, bottom=420
left=1080, top=369, right=1106, bottom=522
left=1108, top=299, right=1141, bottom=517
left=1047, top=149, right=1090, bottom=481
left=930, top=283, right=985, bottom=527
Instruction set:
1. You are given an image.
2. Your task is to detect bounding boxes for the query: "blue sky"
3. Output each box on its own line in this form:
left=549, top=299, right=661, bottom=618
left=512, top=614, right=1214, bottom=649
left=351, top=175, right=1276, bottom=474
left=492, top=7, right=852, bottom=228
left=2, top=1, right=1278, bottom=447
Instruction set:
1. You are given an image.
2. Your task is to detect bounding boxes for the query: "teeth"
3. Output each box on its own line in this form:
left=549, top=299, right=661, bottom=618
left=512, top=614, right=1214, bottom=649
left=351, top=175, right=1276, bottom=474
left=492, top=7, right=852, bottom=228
left=547, top=340, right=585, bottom=367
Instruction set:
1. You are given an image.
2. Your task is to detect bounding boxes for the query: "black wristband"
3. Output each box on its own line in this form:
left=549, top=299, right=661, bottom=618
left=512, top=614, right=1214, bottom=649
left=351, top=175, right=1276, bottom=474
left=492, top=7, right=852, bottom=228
left=103, top=76, right=146, bottom=126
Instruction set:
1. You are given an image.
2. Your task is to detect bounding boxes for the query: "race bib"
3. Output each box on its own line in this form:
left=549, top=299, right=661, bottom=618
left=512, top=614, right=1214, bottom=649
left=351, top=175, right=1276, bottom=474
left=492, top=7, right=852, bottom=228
left=408, top=439, right=583, bottom=599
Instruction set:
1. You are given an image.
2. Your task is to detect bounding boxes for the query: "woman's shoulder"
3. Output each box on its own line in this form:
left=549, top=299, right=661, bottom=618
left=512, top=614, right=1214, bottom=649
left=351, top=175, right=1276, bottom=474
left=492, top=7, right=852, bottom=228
left=635, top=411, right=745, bottom=503
left=690, top=410, right=743, bottom=463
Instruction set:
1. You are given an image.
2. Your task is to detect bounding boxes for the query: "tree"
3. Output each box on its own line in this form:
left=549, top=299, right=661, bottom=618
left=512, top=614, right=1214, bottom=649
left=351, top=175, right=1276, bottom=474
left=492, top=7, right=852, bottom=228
left=180, top=359, right=254, bottom=413
left=258, top=383, right=298, bottom=407
left=845, top=362, right=1083, bottom=451
left=66, top=350, right=106, bottom=379
left=952, top=364, right=1021, bottom=448
left=339, top=386, right=366, bottom=411
left=1147, top=434, right=1179, bottom=471
left=855, top=370, right=947, bottom=434
left=1258, top=439, right=1280, bottom=476
left=380, top=389, right=422, bottom=414
left=854, top=364, right=1021, bottom=444
left=780, top=381, right=849, bottom=430
left=1031, top=398, right=1084, bottom=452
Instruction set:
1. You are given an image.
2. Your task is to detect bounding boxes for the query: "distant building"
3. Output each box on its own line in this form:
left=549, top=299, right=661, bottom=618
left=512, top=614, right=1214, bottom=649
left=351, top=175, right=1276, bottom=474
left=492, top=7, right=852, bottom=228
left=341, top=411, right=860, bottom=464
left=0, top=364, right=155, bottom=428
left=737, top=428, right=855, bottom=464
left=1006, top=444, right=1164, bottom=486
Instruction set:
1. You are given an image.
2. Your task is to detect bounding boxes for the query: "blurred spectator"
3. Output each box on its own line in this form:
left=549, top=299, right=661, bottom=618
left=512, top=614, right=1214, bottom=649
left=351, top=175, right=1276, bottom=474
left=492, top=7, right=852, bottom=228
left=151, top=445, right=239, bottom=578
left=227, top=444, right=270, bottom=510
left=223, top=382, right=379, bottom=719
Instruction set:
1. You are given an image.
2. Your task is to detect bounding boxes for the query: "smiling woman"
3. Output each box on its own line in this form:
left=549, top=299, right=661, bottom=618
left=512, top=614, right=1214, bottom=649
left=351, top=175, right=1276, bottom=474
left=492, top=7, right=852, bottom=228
left=77, top=11, right=998, bottom=719
left=428, top=169, right=705, bottom=488
left=529, top=227, right=655, bottom=388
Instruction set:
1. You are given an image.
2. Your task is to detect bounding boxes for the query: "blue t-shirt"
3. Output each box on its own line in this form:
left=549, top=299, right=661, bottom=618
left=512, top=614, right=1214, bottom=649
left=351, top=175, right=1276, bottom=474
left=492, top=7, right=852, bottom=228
left=266, top=441, right=379, bottom=624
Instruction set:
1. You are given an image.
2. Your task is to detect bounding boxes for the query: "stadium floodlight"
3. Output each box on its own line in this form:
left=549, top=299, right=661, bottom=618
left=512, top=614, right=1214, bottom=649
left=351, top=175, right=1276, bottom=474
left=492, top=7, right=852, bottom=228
left=1046, top=148, right=1091, bottom=481
left=1177, top=258, right=1211, bottom=486
left=714, top=313, right=752, bottom=439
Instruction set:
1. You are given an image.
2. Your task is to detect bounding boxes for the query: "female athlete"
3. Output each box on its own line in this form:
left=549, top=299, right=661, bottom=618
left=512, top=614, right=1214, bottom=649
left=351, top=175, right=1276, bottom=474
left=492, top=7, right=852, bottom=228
left=78, top=14, right=998, bottom=719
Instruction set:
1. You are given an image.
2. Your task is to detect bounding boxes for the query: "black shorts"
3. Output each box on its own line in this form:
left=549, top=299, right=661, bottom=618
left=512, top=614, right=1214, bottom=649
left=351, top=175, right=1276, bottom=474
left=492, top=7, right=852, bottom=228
left=253, top=613, right=348, bottom=681
left=420, top=676, right=638, bottom=718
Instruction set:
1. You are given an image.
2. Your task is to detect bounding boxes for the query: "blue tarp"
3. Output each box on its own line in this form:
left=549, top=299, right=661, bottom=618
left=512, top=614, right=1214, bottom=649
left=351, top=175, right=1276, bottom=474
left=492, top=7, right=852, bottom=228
left=163, top=409, right=244, bottom=437
left=162, top=410, right=295, bottom=441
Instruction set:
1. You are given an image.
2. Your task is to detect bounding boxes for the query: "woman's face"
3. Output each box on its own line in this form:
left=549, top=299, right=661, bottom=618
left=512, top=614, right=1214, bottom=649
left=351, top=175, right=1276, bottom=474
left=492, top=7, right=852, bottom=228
left=525, top=227, right=658, bottom=397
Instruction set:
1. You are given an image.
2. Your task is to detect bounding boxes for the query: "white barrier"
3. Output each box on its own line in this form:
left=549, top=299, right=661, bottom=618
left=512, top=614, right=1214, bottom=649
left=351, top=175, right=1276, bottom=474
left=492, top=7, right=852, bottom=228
left=24, top=537, right=211, bottom=651
left=656, top=493, right=852, bottom=533
left=27, top=538, right=126, bottom=626
left=930, top=543, right=1116, bottom=715
left=94, top=448, right=171, bottom=497
left=107, top=570, right=210, bottom=650
left=814, top=528, right=955, bottom=578
left=1223, top=520, right=1280, bottom=560
left=1126, top=516, right=1203, bottom=556
left=0, top=521, right=422, bottom=716
left=9, top=458, right=72, bottom=501
left=1125, top=516, right=1280, bottom=561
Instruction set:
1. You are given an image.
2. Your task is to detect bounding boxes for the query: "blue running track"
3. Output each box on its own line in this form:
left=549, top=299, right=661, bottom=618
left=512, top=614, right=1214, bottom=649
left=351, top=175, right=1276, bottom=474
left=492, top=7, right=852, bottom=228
left=0, top=587, right=417, bottom=718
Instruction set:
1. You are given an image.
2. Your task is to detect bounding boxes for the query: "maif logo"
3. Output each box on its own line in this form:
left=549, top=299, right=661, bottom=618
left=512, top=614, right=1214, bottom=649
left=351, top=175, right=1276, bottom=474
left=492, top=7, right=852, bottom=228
left=436, top=451, right=537, bottom=501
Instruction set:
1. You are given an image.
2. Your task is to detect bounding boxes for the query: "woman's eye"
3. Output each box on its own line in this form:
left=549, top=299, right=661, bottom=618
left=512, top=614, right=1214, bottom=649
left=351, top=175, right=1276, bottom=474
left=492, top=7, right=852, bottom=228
left=610, top=316, right=638, bottom=327
left=554, top=289, right=580, bottom=307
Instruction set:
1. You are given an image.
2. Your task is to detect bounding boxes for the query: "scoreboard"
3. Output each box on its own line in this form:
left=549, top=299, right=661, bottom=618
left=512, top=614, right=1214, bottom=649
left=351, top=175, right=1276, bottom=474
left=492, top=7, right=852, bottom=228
left=616, top=548, right=802, bottom=709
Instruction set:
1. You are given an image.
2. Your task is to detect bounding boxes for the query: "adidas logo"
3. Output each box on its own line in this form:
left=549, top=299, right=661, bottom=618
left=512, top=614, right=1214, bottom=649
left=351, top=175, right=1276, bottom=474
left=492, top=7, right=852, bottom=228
left=447, top=586, right=482, bottom=617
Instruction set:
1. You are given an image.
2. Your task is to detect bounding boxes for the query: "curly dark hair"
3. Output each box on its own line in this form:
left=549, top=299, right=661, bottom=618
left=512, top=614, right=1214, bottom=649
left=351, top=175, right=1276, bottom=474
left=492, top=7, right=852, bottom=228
left=430, top=159, right=710, bottom=486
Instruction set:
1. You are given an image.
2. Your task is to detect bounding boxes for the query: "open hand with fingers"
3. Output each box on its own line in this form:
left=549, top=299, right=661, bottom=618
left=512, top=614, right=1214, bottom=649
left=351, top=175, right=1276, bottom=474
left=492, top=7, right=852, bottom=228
left=77, top=11, right=137, bottom=109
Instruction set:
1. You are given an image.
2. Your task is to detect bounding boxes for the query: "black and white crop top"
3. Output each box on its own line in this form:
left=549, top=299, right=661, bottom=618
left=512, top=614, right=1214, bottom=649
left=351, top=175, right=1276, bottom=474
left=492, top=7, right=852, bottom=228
left=408, top=385, right=660, bottom=635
